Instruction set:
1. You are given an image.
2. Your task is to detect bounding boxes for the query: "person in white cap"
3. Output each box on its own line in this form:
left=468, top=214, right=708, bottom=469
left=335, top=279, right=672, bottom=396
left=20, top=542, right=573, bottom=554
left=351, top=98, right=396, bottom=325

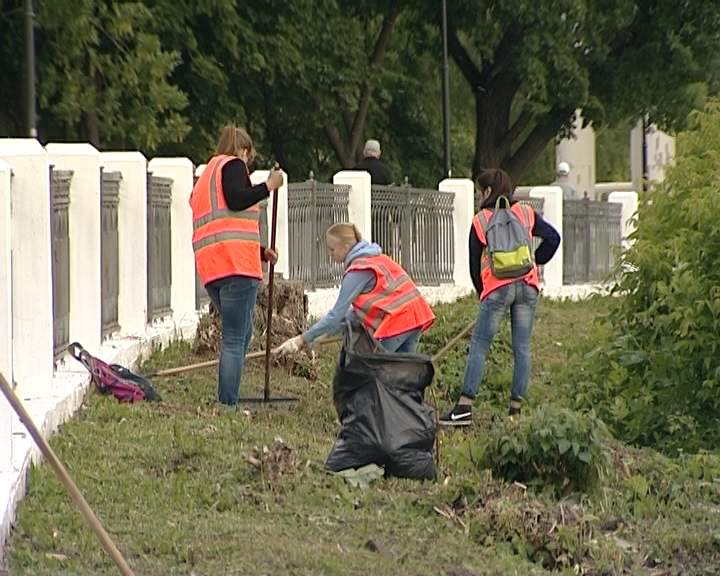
left=353, top=139, right=394, bottom=185
left=553, top=161, right=578, bottom=200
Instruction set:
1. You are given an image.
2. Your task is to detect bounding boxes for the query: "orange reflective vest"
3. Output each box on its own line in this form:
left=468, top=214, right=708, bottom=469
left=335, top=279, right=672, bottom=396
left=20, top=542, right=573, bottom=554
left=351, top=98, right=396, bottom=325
left=472, top=202, right=540, bottom=301
left=190, top=155, right=262, bottom=284
left=346, top=254, right=435, bottom=339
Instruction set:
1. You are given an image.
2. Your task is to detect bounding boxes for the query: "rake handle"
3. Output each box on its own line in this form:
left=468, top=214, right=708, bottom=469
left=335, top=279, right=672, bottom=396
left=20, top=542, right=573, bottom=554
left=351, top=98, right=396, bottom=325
left=0, top=372, right=135, bottom=576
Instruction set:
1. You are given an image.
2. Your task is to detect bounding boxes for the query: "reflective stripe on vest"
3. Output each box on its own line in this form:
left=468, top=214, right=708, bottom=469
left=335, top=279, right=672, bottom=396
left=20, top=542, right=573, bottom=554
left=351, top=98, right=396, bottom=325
left=472, top=202, right=540, bottom=300
left=191, top=155, right=262, bottom=284
left=346, top=254, right=435, bottom=339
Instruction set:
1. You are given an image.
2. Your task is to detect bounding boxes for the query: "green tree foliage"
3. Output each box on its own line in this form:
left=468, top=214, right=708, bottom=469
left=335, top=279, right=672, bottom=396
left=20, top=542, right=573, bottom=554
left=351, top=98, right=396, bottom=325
left=441, top=0, right=720, bottom=180
left=2, top=1, right=719, bottom=185
left=35, top=1, right=188, bottom=149
left=573, top=101, right=720, bottom=452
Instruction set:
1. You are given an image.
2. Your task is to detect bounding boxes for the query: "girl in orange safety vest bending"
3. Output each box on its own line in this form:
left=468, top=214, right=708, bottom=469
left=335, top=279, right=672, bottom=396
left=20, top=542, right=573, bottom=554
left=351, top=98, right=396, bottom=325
left=274, top=223, right=435, bottom=355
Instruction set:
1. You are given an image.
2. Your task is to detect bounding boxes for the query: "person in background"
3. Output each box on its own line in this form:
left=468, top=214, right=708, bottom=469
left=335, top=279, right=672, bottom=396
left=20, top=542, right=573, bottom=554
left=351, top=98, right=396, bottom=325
left=273, top=222, right=435, bottom=355
left=353, top=139, right=394, bottom=185
left=439, top=168, right=561, bottom=426
left=190, top=123, right=284, bottom=406
left=553, top=161, right=578, bottom=200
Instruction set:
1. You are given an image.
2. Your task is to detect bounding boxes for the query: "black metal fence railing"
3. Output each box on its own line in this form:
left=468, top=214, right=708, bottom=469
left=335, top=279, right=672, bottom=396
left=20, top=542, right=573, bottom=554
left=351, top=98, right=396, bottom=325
left=563, top=197, right=622, bottom=284
left=371, top=184, right=454, bottom=285
left=100, top=169, right=121, bottom=337
left=50, top=166, right=72, bottom=359
left=287, top=178, right=350, bottom=288
left=147, top=173, right=172, bottom=321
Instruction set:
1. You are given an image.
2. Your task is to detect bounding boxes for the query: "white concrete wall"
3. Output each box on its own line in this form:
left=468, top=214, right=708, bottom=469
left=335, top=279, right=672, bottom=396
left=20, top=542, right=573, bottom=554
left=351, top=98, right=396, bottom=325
left=439, top=178, right=475, bottom=289
left=251, top=169, right=289, bottom=279
left=0, top=161, right=13, bottom=471
left=148, top=158, right=195, bottom=323
left=100, top=152, right=148, bottom=336
left=529, top=186, right=564, bottom=288
left=0, top=161, right=11, bottom=385
left=608, top=191, right=639, bottom=250
left=556, top=110, right=596, bottom=199
left=333, top=171, right=372, bottom=241
left=0, top=140, right=53, bottom=399
left=46, top=144, right=102, bottom=353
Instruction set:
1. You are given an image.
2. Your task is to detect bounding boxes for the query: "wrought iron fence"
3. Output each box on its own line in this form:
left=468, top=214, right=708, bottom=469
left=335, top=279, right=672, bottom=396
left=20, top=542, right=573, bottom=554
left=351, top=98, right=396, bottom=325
left=50, top=167, right=72, bottom=359
left=371, top=184, right=454, bottom=285
left=100, top=169, right=121, bottom=337
left=563, top=198, right=622, bottom=283
left=287, top=178, right=350, bottom=288
left=147, top=173, right=172, bottom=320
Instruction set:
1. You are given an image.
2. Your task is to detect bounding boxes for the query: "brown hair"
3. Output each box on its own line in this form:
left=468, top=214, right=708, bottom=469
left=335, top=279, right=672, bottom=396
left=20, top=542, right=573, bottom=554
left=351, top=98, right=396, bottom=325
left=326, top=222, right=362, bottom=246
left=476, top=168, right=514, bottom=209
left=216, top=124, right=256, bottom=160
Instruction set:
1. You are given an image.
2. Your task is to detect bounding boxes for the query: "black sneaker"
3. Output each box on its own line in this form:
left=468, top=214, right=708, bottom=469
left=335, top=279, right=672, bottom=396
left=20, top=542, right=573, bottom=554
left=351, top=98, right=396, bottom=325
left=508, top=398, right=522, bottom=417
left=439, top=404, right=473, bottom=426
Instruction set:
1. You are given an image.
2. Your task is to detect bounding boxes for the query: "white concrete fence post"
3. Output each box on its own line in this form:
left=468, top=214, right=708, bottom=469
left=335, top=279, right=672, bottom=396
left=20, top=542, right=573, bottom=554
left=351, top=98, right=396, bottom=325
left=100, top=152, right=148, bottom=336
left=250, top=169, right=289, bottom=279
left=0, top=160, right=13, bottom=470
left=148, top=158, right=196, bottom=324
left=333, top=171, right=372, bottom=241
left=439, top=178, right=475, bottom=289
left=608, top=191, right=639, bottom=250
left=0, top=140, right=54, bottom=400
left=46, top=144, right=102, bottom=353
left=529, top=186, right=564, bottom=288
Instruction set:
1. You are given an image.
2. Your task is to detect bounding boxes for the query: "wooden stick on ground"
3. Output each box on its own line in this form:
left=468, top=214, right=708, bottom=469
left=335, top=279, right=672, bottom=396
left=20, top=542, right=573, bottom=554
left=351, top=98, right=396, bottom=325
left=146, top=336, right=342, bottom=379
left=0, top=372, right=135, bottom=576
left=428, top=318, right=476, bottom=471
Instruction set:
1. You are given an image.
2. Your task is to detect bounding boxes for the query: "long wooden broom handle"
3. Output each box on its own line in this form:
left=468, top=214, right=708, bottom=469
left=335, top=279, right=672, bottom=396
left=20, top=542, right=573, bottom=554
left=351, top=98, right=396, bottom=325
left=146, top=336, right=343, bottom=379
left=0, top=372, right=135, bottom=576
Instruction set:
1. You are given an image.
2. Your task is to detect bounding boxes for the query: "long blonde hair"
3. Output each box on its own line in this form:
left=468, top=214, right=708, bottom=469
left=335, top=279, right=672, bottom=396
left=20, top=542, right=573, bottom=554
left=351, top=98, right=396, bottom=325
left=216, top=124, right=256, bottom=160
left=326, top=222, right=362, bottom=247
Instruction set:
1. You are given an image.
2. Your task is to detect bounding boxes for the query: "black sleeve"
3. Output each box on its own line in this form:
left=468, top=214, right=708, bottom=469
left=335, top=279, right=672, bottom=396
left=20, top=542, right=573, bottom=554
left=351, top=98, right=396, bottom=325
left=532, top=211, right=561, bottom=265
left=221, top=158, right=270, bottom=211
left=469, top=228, right=484, bottom=297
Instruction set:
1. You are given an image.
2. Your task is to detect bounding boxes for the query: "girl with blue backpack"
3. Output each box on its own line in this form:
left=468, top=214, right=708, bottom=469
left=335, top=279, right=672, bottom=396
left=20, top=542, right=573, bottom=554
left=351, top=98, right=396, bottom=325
left=439, top=169, right=560, bottom=426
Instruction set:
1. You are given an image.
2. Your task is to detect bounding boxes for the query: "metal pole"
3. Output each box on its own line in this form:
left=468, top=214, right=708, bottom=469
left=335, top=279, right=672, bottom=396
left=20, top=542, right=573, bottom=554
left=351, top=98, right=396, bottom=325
left=441, top=0, right=452, bottom=177
left=25, top=0, right=37, bottom=137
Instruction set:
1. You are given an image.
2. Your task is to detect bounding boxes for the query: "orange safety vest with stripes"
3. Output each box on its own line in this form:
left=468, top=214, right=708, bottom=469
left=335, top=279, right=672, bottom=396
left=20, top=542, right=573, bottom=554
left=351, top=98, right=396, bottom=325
left=190, top=155, right=262, bottom=285
left=346, top=254, right=435, bottom=340
left=472, top=202, right=540, bottom=301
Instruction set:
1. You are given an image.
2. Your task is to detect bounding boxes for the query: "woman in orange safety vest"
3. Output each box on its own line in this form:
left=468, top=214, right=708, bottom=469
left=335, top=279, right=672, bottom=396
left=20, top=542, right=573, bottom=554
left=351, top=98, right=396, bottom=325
left=274, top=223, right=435, bottom=355
left=439, top=169, right=560, bottom=426
left=190, top=124, right=283, bottom=406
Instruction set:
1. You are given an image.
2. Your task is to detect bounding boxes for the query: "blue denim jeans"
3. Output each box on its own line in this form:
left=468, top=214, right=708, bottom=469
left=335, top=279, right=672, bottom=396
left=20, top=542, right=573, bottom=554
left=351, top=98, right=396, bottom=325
left=205, top=275, right=260, bottom=405
left=378, top=328, right=421, bottom=353
left=460, top=282, right=539, bottom=401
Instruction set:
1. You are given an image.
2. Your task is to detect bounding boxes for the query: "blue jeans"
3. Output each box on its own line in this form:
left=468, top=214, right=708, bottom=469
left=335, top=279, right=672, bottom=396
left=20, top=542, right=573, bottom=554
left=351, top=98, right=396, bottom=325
left=205, top=275, right=260, bottom=405
left=460, top=282, right=539, bottom=401
left=378, top=328, right=421, bottom=353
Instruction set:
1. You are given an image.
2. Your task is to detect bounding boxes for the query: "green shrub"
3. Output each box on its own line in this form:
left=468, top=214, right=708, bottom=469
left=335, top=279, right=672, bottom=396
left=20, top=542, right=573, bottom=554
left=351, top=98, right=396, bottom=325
left=481, top=406, right=609, bottom=495
left=571, top=100, right=720, bottom=452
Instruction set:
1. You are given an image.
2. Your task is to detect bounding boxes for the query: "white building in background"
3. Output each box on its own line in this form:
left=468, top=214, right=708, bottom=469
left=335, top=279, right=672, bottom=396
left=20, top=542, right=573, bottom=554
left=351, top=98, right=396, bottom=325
left=556, top=110, right=675, bottom=199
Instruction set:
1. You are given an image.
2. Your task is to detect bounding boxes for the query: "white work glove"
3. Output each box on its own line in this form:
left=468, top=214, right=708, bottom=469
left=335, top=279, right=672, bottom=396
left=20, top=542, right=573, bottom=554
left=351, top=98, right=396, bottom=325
left=273, top=335, right=305, bottom=356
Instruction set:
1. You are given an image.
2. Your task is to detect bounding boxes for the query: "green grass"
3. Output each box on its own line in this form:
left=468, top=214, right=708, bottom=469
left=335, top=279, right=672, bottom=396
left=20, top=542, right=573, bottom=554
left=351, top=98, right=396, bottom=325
left=4, top=296, right=720, bottom=575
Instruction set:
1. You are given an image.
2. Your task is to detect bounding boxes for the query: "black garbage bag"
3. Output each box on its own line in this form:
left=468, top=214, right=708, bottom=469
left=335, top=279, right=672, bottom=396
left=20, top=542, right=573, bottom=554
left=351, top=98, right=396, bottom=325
left=325, top=322, right=436, bottom=480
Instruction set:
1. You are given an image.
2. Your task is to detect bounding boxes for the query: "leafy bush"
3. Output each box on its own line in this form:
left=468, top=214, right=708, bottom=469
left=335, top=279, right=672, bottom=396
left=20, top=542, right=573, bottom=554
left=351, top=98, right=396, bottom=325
left=481, top=406, right=609, bottom=495
left=571, top=101, right=720, bottom=452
